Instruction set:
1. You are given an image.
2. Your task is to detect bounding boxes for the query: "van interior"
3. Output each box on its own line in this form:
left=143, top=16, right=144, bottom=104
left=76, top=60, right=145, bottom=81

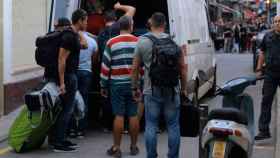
left=80, top=0, right=169, bottom=36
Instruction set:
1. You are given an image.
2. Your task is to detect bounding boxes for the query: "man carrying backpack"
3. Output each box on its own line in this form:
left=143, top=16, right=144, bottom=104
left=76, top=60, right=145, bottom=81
left=52, top=9, right=88, bottom=152
left=255, top=16, right=280, bottom=140
left=131, top=13, right=187, bottom=158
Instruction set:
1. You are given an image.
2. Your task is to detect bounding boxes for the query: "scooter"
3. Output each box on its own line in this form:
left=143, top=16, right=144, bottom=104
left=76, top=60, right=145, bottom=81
left=199, top=71, right=263, bottom=158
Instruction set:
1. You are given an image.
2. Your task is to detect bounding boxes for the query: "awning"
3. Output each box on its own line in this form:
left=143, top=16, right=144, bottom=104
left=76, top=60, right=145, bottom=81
left=209, top=2, right=241, bottom=15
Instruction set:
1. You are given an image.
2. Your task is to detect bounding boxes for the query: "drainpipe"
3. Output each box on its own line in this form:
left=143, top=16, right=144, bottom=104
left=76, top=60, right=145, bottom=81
left=0, top=0, right=4, bottom=117
left=277, top=1, right=280, bottom=15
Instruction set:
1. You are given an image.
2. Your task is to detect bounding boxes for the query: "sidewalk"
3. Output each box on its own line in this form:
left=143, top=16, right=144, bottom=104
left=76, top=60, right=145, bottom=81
left=275, top=90, right=280, bottom=157
left=0, top=107, right=22, bottom=143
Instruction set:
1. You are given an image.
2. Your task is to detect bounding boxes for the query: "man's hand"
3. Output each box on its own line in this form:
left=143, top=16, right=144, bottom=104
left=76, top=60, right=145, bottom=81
left=59, top=83, right=66, bottom=95
left=132, top=88, right=142, bottom=102
left=114, top=2, right=121, bottom=10
left=79, top=32, right=88, bottom=49
left=113, top=1, right=136, bottom=17
left=93, top=52, right=100, bottom=64
left=181, top=90, right=188, bottom=98
left=101, top=88, right=108, bottom=98
left=256, top=70, right=263, bottom=79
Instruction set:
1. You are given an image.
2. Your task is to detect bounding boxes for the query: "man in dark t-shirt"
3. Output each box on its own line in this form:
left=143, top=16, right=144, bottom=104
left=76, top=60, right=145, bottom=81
left=255, top=16, right=280, bottom=140
left=52, top=9, right=88, bottom=153
left=98, top=2, right=136, bottom=56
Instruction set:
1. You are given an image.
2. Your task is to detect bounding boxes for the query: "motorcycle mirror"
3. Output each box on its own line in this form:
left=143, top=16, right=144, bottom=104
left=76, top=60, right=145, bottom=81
left=198, top=70, right=208, bottom=82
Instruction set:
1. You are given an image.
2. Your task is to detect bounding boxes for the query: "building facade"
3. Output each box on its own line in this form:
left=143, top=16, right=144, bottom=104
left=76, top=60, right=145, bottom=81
left=0, top=0, right=52, bottom=117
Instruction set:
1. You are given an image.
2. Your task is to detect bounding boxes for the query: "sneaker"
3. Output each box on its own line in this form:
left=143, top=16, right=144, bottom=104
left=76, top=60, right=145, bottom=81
left=63, top=140, right=79, bottom=148
left=103, top=128, right=111, bottom=133
left=122, top=130, right=129, bottom=134
left=130, top=146, right=139, bottom=156
left=255, top=132, right=271, bottom=140
left=107, top=146, right=122, bottom=158
left=76, top=131, right=85, bottom=139
left=53, top=145, right=78, bottom=153
left=69, top=130, right=77, bottom=138
left=157, top=129, right=163, bottom=134
left=48, top=143, right=55, bottom=149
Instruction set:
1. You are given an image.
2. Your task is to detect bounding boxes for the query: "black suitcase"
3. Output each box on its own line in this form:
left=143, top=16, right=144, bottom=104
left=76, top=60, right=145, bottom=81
left=180, top=96, right=200, bottom=137
left=24, top=89, right=53, bottom=112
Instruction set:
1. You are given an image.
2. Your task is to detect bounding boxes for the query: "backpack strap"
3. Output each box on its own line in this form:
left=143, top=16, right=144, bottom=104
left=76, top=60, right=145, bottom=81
left=143, top=34, right=159, bottom=44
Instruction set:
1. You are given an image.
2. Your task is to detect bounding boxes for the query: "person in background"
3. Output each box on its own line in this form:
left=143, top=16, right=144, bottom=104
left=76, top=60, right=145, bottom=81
left=223, top=23, right=233, bottom=53
left=131, top=12, right=187, bottom=158
left=69, top=26, right=98, bottom=138
left=100, top=16, right=140, bottom=158
left=232, top=23, right=240, bottom=53
left=97, top=1, right=136, bottom=133
left=52, top=9, right=88, bottom=152
left=255, top=16, right=280, bottom=140
left=240, top=23, right=247, bottom=53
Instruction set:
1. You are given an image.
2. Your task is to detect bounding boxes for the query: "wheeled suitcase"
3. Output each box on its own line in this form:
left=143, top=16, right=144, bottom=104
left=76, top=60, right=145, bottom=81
left=8, top=83, right=62, bottom=153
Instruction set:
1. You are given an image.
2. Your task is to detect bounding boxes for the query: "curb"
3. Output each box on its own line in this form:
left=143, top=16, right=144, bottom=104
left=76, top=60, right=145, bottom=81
left=0, top=106, right=22, bottom=144
left=0, top=135, right=8, bottom=144
left=275, top=89, right=280, bottom=157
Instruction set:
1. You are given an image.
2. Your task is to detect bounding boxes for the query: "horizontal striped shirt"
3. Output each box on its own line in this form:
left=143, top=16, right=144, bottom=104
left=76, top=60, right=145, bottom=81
left=100, top=34, right=138, bottom=88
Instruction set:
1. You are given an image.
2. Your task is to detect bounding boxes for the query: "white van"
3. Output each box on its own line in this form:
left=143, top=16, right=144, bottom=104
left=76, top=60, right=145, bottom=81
left=49, top=0, right=216, bottom=101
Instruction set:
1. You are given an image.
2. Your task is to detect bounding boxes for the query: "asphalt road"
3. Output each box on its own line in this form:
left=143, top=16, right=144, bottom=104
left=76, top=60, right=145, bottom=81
left=0, top=53, right=276, bottom=158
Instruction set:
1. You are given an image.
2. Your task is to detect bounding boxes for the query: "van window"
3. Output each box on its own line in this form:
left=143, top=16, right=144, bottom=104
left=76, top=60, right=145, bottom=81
left=199, top=4, right=210, bottom=42
left=49, top=0, right=80, bottom=32
left=80, top=0, right=170, bottom=36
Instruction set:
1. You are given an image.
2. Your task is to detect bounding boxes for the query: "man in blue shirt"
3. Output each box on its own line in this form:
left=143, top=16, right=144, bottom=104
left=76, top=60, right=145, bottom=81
left=69, top=30, right=98, bottom=138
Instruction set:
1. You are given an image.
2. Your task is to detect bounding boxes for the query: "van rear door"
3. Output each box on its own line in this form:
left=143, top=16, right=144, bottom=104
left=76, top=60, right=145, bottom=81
left=168, top=0, right=188, bottom=46
left=49, top=0, right=81, bottom=31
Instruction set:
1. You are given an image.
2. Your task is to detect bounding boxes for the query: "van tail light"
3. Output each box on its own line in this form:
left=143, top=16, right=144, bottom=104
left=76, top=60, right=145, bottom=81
left=234, top=130, right=243, bottom=137
left=209, top=127, right=233, bottom=136
left=209, top=128, right=243, bottom=137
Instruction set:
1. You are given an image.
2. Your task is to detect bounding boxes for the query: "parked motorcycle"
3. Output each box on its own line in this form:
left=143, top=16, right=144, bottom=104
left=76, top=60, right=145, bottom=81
left=199, top=71, right=263, bottom=158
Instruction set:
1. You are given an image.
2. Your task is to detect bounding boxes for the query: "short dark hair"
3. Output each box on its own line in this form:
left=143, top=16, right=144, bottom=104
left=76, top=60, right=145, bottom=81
left=150, top=12, right=166, bottom=28
left=118, top=16, right=133, bottom=31
left=72, top=9, right=88, bottom=24
left=104, top=10, right=117, bottom=22
left=55, top=17, right=71, bottom=27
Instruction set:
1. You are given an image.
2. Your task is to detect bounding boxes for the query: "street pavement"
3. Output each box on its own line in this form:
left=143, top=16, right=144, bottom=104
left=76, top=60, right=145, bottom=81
left=0, top=53, right=276, bottom=158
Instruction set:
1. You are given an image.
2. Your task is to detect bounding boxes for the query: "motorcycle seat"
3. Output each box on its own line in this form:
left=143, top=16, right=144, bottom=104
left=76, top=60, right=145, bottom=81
left=208, top=108, right=248, bottom=125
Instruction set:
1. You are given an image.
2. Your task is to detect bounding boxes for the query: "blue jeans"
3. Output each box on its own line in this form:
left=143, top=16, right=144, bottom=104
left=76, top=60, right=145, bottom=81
left=77, top=70, right=92, bottom=131
left=55, top=73, right=78, bottom=144
left=144, top=88, right=180, bottom=158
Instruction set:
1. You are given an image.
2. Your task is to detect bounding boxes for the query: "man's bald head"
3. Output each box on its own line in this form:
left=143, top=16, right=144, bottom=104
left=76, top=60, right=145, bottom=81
left=273, top=16, right=280, bottom=33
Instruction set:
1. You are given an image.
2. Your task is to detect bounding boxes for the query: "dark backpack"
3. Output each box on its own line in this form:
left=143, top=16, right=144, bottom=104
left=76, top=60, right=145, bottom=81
left=263, top=32, right=280, bottom=71
left=35, top=29, right=74, bottom=68
left=145, top=34, right=181, bottom=89
left=97, top=24, right=120, bottom=56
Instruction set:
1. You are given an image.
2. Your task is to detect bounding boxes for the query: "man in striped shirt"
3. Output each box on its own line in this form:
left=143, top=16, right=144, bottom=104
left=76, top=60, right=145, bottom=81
left=100, top=16, right=140, bottom=158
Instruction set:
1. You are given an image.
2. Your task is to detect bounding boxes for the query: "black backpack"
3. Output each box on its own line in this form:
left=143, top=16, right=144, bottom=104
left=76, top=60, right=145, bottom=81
left=97, top=25, right=120, bottom=57
left=35, top=29, right=74, bottom=68
left=263, top=32, right=280, bottom=71
left=145, top=34, right=181, bottom=89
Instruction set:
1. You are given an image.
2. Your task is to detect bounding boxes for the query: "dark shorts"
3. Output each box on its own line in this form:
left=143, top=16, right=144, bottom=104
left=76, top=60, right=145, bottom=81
left=110, top=85, right=137, bottom=117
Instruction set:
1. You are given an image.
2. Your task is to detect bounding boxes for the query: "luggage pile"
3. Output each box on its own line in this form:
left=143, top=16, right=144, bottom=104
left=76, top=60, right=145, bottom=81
left=8, top=83, right=62, bottom=153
